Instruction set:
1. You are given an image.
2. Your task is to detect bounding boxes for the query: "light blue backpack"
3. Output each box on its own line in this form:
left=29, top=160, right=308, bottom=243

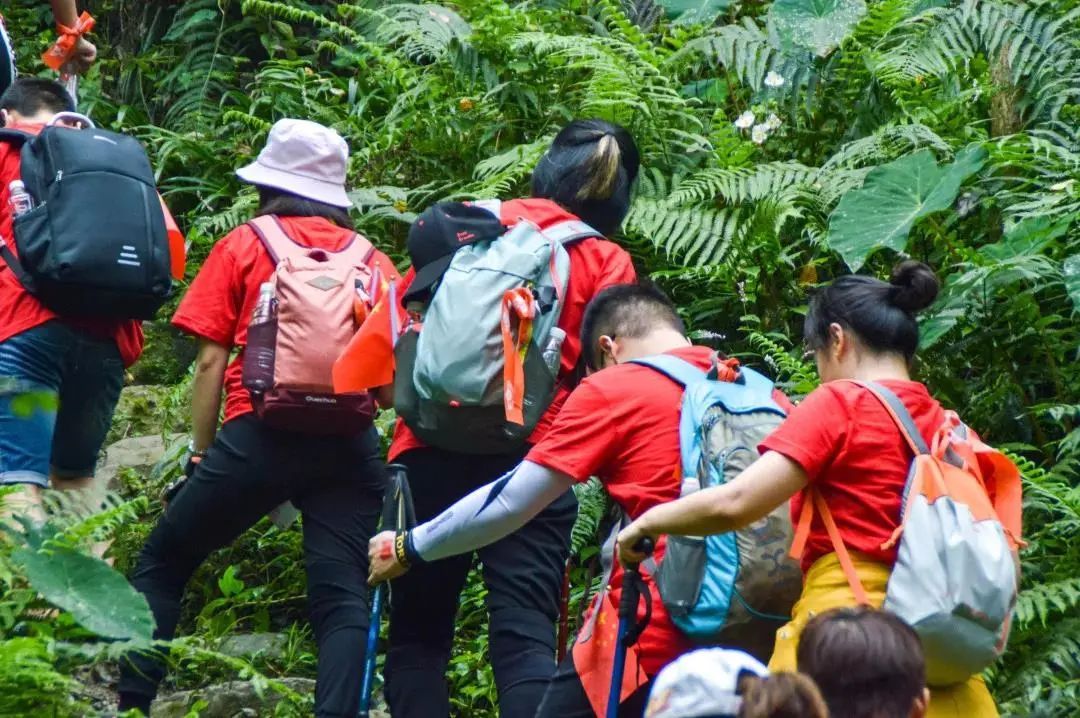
left=632, top=355, right=803, bottom=660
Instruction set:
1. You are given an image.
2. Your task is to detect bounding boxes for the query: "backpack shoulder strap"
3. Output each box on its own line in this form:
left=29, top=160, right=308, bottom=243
left=247, top=215, right=293, bottom=265
left=540, top=218, right=602, bottom=246
left=336, top=231, right=376, bottom=268
left=247, top=215, right=375, bottom=268
left=0, top=128, right=32, bottom=147
left=629, top=355, right=707, bottom=388
left=854, top=381, right=930, bottom=456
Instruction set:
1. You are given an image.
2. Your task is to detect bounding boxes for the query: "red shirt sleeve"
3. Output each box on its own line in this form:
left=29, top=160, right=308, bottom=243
left=601, top=244, right=636, bottom=286
left=526, top=380, right=621, bottom=482
left=171, top=235, right=243, bottom=346
left=758, top=384, right=850, bottom=482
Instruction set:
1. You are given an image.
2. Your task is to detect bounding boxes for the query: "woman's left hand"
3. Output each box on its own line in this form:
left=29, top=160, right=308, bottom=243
left=616, top=520, right=658, bottom=567
left=368, top=530, right=408, bottom=586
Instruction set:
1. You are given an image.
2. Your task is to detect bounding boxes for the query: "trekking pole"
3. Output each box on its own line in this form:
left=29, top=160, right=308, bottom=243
left=359, top=463, right=414, bottom=718
left=607, top=537, right=654, bottom=718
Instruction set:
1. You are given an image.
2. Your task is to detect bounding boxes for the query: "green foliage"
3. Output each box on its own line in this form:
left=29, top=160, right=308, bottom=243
left=4, top=0, right=1079, bottom=712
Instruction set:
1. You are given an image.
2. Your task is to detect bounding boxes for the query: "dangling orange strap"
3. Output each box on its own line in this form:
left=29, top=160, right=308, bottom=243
left=791, top=489, right=871, bottom=606
left=813, top=491, right=871, bottom=605
left=42, top=12, right=95, bottom=71
left=500, top=288, right=536, bottom=426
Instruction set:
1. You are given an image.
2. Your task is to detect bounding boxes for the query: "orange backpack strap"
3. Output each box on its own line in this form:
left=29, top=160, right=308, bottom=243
left=500, top=288, right=536, bottom=426
left=790, top=487, right=871, bottom=606
left=813, top=490, right=871, bottom=605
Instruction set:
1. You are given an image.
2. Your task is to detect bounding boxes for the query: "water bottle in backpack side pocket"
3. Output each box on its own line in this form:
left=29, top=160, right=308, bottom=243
left=8, top=180, right=34, bottom=218
left=242, top=282, right=278, bottom=394
left=541, top=327, right=566, bottom=376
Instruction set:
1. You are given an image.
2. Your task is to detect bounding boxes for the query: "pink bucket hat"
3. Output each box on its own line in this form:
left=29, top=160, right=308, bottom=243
left=236, top=118, right=352, bottom=208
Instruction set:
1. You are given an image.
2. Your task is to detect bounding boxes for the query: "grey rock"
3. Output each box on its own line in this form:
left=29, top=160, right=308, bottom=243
left=150, top=677, right=316, bottom=718
left=218, top=632, right=289, bottom=661
left=96, top=433, right=184, bottom=492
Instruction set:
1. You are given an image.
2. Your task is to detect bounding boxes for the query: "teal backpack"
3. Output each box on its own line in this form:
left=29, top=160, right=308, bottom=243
left=631, top=354, right=803, bottom=660
left=394, top=200, right=600, bottom=454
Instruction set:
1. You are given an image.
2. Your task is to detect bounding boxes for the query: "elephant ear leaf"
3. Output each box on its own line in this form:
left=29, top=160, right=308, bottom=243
left=656, top=0, right=733, bottom=26
left=768, top=0, right=867, bottom=58
left=827, top=145, right=987, bottom=270
left=13, top=545, right=155, bottom=642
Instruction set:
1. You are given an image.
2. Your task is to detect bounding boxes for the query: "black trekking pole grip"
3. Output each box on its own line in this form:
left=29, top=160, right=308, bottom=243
left=618, top=538, right=654, bottom=622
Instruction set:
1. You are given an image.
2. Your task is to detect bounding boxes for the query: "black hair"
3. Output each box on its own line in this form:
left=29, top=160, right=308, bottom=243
left=255, top=186, right=354, bottom=230
left=580, top=282, right=685, bottom=370
left=531, top=119, right=641, bottom=236
left=797, top=607, right=926, bottom=718
left=803, top=260, right=940, bottom=362
left=0, top=78, right=75, bottom=119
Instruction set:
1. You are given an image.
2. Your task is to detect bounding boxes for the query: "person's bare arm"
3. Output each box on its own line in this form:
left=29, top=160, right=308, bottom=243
left=371, top=384, right=394, bottom=411
left=617, top=451, right=808, bottom=564
left=190, top=340, right=229, bottom=452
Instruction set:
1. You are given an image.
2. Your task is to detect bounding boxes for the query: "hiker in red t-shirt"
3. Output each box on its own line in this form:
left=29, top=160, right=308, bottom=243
left=380, top=121, right=639, bottom=718
left=615, top=262, right=1010, bottom=718
left=0, top=79, right=140, bottom=519
left=117, top=119, right=399, bottom=717
left=370, top=283, right=766, bottom=717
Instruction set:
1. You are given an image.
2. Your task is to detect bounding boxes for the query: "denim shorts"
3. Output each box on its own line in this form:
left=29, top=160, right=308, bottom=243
left=0, top=321, right=124, bottom=486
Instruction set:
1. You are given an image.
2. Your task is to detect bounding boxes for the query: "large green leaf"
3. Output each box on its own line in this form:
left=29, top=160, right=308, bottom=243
left=767, top=0, right=868, bottom=57
left=657, top=0, right=733, bottom=25
left=13, top=546, right=155, bottom=642
left=827, top=145, right=987, bottom=270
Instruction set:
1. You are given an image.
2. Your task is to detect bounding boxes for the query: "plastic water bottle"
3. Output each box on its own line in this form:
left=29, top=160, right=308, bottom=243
left=252, top=282, right=277, bottom=324
left=242, top=282, right=278, bottom=394
left=8, top=180, right=33, bottom=217
left=541, top=327, right=566, bottom=374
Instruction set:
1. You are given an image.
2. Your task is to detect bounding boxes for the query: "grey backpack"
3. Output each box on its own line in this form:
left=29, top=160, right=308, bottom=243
left=394, top=200, right=600, bottom=454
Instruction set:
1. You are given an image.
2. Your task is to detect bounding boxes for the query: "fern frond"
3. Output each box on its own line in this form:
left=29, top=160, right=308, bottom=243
left=821, top=123, right=952, bottom=170
left=1016, top=577, right=1080, bottom=629
left=669, top=162, right=819, bottom=206
left=627, top=199, right=747, bottom=267
left=571, top=479, right=611, bottom=556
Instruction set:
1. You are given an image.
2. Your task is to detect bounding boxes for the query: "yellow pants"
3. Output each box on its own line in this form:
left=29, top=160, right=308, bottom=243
left=768, top=552, right=999, bottom=718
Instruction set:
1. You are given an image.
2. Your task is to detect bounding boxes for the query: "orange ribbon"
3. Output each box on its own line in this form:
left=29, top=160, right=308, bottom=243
left=42, top=12, right=95, bottom=71
left=500, top=288, right=536, bottom=425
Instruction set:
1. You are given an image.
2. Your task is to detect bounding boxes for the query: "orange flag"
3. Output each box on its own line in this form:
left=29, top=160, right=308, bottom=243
left=333, top=267, right=415, bottom=393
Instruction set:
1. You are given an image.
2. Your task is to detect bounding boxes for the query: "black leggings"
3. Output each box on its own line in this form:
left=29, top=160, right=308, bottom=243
left=385, top=446, right=578, bottom=718
left=117, top=415, right=385, bottom=718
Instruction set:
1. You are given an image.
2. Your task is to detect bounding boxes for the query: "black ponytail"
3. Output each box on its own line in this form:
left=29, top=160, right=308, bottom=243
left=530, top=119, right=641, bottom=236
left=804, top=260, right=940, bottom=361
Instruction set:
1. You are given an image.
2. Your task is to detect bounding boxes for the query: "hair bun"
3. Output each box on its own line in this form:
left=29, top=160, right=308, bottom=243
left=889, top=260, right=940, bottom=313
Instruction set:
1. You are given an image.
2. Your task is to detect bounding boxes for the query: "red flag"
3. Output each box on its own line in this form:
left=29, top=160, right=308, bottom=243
left=159, top=195, right=186, bottom=281
left=333, top=268, right=414, bottom=393
left=572, top=573, right=649, bottom=716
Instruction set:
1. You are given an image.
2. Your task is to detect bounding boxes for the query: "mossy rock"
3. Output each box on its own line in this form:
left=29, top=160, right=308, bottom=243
left=128, top=320, right=198, bottom=386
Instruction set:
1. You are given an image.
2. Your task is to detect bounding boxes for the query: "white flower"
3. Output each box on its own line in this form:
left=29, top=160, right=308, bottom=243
left=751, top=124, right=769, bottom=145
left=764, top=71, right=785, bottom=88
left=765, top=113, right=782, bottom=131
left=734, top=110, right=756, bottom=130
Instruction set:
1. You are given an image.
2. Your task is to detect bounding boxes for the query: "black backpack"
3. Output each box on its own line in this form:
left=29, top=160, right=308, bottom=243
left=0, top=123, right=172, bottom=319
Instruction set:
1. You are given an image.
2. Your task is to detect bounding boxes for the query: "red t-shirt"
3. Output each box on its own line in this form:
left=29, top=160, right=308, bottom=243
left=527, top=345, right=720, bottom=675
left=171, top=216, right=399, bottom=423
left=759, top=379, right=946, bottom=573
left=0, top=123, right=144, bottom=366
left=388, top=198, right=637, bottom=461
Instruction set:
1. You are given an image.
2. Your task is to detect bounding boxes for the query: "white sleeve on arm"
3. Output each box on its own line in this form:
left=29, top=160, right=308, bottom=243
left=410, top=460, right=576, bottom=563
